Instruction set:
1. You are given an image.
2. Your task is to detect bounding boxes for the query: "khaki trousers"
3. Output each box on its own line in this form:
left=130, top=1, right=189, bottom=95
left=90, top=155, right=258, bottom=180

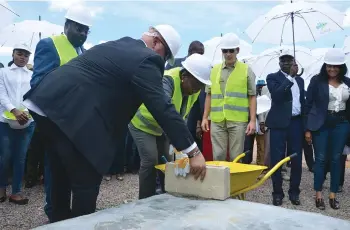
left=211, top=121, right=247, bottom=161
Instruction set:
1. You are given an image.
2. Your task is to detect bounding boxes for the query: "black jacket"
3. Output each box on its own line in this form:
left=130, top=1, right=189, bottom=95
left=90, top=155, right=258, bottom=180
left=24, top=37, right=194, bottom=174
left=305, top=74, right=350, bottom=131
left=265, top=70, right=305, bottom=129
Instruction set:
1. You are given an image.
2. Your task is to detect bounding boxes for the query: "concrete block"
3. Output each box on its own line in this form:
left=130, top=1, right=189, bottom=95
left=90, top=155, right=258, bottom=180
left=164, top=162, right=231, bottom=200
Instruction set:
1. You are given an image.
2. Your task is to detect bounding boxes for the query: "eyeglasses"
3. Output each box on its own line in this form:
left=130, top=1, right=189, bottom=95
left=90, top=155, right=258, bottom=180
left=222, top=49, right=235, bottom=54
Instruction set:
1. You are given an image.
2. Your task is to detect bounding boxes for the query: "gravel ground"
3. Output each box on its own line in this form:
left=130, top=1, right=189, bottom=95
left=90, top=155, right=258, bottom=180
left=0, top=167, right=349, bottom=230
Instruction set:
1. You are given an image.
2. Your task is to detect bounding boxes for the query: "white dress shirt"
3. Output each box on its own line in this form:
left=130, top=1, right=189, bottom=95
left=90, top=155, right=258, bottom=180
left=282, top=71, right=301, bottom=116
left=0, top=64, right=33, bottom=123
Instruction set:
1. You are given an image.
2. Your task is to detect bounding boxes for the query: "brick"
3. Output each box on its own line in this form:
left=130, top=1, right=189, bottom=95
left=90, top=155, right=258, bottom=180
left=164, top=162, right=231, bottom=200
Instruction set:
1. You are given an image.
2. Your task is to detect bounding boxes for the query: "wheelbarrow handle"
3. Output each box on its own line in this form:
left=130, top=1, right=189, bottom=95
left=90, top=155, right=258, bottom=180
left=232, top=150, right=250, bottom=163
left=231, top=153, right=296, bottom=197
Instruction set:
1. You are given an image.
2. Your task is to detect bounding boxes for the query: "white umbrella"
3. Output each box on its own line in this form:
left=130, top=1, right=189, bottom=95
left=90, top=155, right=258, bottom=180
left=0, top=0, right=19, bottom=28
left=240, top=54, right=257, bottom=65
left=311, top=47, right=329, bottom=59
left=302, top=59, right=323, bottom=90
left=203, top=35, right=253, bottom=65
left=0, top=20, right=63, bottom=50
left=251, top=45, right=318, bottom=80
left=245, top=1, right=345, bottom=56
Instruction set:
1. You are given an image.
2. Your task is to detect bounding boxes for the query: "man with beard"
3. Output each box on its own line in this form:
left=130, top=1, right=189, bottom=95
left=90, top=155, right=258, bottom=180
left=23, top=7, right=92, bottom=223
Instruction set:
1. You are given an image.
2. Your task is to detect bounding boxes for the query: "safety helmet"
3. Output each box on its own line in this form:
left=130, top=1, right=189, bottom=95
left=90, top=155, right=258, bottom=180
left=220, top=33, right=240, bottom=49
left=181, top=53, right=212, bottom=85
left=153, top=24, right=181, bottom=66
left=256, top=79, right=266, bottom=86
left=324, top=48, right=346, bottom=65
left=13, top=43, right=32, bottom=54
left=65, top=6, right=93, bottom=27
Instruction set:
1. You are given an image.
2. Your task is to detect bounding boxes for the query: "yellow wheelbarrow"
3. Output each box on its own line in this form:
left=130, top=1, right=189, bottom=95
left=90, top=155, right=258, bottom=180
left=155, top=151, right=297, bottom=200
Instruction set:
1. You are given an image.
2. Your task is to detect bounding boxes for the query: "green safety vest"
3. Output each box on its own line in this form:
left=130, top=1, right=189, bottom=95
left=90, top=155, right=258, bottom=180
left=210, top=61, right=249, bottom=123
left=51, top=34, right=78, bottom=66
left=131, top=67, right=200, bottom=136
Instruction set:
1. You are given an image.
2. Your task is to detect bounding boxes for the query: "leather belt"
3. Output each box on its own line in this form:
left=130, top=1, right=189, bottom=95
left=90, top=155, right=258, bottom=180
left=327, top=110, right=346, bottom=116
left=291, top=115, right=301, bottom=119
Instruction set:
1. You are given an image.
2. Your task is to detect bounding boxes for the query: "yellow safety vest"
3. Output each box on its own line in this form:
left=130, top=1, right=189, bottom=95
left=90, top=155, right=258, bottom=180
left=51, top=34, right=78, bottom=66
left=210, top=61, right=249, bottom=123
left=131, top=67, right=200, bottom=136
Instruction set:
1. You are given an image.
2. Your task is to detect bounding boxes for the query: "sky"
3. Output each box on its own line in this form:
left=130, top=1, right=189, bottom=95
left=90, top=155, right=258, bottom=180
left=0, top=0, right=350, bottom=65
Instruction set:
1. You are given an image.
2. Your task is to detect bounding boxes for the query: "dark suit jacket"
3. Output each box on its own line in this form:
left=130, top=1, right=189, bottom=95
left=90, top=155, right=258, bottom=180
left=30, top=37, right=85, bottom=88
left=305, top=74, right=350, bottom=131
left=265, top=70, right=305, bottom=129
left=24, top=37, right=194, bottom=175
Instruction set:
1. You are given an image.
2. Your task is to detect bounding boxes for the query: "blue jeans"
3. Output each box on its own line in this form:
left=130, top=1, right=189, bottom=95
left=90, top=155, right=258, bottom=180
left=0, top=121, right=35, bottom=194
left=44, top=153, right=52, bottom=222
left=312, top=115, right=349, bottom=193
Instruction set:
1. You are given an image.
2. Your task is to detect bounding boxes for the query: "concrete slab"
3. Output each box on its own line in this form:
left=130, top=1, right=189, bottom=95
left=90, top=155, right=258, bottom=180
left=33, top=194, right=350, bottom=230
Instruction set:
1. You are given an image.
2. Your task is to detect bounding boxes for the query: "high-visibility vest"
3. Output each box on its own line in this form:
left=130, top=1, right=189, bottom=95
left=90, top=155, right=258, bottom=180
left=131, top=67, right=200, bottom=136
left=51, top=34, right=78, bottom=66
left=210, top=61, right=249, bottom=123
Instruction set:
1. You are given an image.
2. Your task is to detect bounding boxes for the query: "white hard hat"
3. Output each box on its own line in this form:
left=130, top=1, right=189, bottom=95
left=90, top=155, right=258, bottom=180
left=65, top=6, right=93, bottom=27
left=324, top=48, right=346, bottom=65
left=13, top=43, right=32, bottom=54
left=220, top=33, right=240, bottom=49
left=181, top=53, right=212, bottom=85
left=153, top=24, right=181, bottom=66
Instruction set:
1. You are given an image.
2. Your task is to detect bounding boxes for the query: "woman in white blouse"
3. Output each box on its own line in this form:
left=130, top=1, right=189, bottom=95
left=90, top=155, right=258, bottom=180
left=0, top=44, right=35, bottom=205
left=305, top=48, right=350, bottom=210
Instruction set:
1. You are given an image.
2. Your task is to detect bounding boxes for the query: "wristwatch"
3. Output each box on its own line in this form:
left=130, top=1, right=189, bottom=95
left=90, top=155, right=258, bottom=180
left=187, top=149, right=201, bottom=158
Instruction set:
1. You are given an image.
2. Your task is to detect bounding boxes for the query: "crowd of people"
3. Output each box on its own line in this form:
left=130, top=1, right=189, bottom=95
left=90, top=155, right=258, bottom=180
left=0, top=5, right=349, bottom=228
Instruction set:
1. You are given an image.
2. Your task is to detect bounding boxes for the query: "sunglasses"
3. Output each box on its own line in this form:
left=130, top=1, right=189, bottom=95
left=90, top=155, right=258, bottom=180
left=222, top=49, right=235, bottom=54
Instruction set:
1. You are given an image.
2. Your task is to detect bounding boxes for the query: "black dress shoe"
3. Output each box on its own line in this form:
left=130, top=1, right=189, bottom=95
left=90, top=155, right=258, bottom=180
left=329, top=198, right=340, bottom=210
left=316, top=198, right=325, bottom=210
left=9, top=196, right=29, bottom=205
left=290, top=197, right=301, bottom=205
left=273, top=197, right=283, bottom=206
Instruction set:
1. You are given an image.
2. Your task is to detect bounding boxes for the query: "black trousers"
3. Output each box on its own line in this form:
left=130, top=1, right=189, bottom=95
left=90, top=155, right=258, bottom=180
left=243, top=134, right=255, bottom=164
left=25, top=126, right=45, bottom=183
left=30, top=111, right=102, bottom=222
left=303, top=139, right=314, bottom=170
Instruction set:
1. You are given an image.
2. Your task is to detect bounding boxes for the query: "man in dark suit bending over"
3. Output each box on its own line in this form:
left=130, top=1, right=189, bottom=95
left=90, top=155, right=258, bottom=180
left=22, top=24, right=207, bottom=222
left=265, top=50, right=305, bottom=206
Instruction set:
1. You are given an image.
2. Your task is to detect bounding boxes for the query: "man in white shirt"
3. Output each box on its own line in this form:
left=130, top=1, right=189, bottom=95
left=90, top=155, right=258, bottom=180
left=265, top=50, right=305, bottom=206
